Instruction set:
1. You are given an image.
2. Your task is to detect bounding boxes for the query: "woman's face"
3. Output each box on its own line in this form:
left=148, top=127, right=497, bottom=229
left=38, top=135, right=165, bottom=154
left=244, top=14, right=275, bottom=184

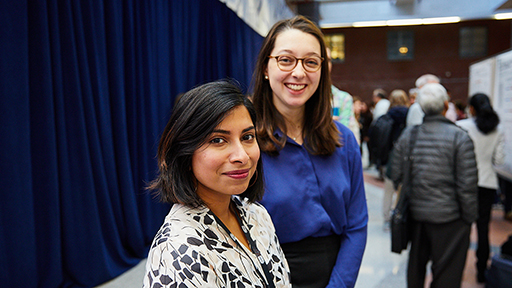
left=265, top=28, right=322, bottom=114
left=192, top=105, right=260, bottom=203
left=360, top=102, right=368, bottom=113
left=353, top=100, right=362, bottom=115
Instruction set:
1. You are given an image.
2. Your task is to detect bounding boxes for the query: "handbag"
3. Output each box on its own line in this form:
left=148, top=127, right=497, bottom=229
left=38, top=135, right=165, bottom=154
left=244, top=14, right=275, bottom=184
left=390, top=126, right=419, bottom=254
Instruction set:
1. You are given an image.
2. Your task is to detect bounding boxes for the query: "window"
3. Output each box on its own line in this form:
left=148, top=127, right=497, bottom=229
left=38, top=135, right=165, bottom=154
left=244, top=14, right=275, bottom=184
left=459, top=27, right=487, bottom=58
left=324, top=33, right=345, bottom=62
left=387, top=30, right=414, bottom=61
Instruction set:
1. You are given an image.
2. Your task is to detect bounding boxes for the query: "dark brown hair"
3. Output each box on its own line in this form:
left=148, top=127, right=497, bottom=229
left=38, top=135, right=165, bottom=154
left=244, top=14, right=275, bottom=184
left=250, top=15, right=340, bottom=155
left=148, top=80, right=264, bottom=206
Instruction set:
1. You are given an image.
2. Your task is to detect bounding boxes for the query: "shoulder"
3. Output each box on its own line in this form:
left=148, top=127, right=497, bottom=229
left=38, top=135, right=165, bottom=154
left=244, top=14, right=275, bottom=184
left=388, top=106, right=408, bottom=118
left=334, top=120, right=350, bottom=133
left=146, top=205, right=215, bottom=271
left=332, top=86, right=352, bottom=100
left=334, top=121, right=357, bottom=145
left=150, top=205, right=211, bottom=247
left=331, top=85, right=342, bottom=98
left=145, top=206, right=239, bottom=287
left=398, top=106, right=409, bottom=114
left=456, top=118, right=473, bottom=129
left=371, top=113, right=394, bottom=129
left=408, top=103, right=422, bottom=112
left=167, top=204, right=212, bottom=225
left=430, top=118, right=470, bottom=138
left=397, top=125, right=415, bottom=140
left=237, top=197, right=273, bottom=223
left=448, top=122, right=474, bottom=145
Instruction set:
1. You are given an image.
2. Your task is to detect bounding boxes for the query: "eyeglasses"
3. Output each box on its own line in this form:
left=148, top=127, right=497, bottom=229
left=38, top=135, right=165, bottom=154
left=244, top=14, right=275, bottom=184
left=268, top=54, right=324, bottom=72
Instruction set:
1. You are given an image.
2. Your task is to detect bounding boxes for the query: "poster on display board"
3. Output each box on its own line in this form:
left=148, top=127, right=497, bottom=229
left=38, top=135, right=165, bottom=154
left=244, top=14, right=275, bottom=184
left=469, top=57, right=495, bottom=101
left=492, top=49, right=512, bottom=181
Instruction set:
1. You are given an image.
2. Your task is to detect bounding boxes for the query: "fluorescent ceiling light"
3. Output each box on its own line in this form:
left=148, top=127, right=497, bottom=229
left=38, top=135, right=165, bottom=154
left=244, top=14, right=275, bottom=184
left=422, top=16, right=460, bottom=25
left=494, top=12, right=512, bottom=20
left=352, top=21, right=387, bottom=27
left=386, top=18, right=423, bottom=26
left=321, top=22, right=353, bottom=28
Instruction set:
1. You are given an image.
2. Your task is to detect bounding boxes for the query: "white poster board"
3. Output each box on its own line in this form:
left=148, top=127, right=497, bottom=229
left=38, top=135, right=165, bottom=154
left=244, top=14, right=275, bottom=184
left=492, top=50, right=512, bottom=180
left=469, top=57, right=495, bottom=101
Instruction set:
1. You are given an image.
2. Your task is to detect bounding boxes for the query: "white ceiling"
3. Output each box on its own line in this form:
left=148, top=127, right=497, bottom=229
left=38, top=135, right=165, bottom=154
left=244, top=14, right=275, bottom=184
left=288, top=0, right=512, bottom=28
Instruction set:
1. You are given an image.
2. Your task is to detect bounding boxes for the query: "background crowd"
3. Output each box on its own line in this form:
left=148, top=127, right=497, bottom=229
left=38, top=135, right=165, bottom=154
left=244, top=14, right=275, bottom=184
left=334, top=72, right=511, bottom=287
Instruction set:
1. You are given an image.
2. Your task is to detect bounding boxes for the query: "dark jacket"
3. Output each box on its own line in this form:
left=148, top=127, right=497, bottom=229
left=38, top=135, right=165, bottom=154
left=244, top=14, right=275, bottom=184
left=390, top=115, right=478, bottom=224
left=369, top=106, right=408, bottom=166
left=387, top=106, right=408, bottom=145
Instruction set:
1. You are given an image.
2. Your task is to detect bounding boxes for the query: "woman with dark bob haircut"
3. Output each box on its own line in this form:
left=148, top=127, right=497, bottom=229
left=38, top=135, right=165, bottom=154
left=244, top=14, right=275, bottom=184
left=251, top=15, right=367, bottom=288
left=143, top=80, right=291, bottom=288
left=456, top=93, right=504, bottom=283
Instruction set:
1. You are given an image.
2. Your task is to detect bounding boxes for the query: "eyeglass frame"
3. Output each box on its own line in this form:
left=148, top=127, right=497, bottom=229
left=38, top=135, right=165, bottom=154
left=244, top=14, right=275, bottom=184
left=268, top=54, right=324, bottom=72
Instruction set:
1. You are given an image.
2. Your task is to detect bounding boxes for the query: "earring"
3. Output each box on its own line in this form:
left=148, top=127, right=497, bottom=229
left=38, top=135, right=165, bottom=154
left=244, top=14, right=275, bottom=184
left=264, top=75, right=268, bottom=80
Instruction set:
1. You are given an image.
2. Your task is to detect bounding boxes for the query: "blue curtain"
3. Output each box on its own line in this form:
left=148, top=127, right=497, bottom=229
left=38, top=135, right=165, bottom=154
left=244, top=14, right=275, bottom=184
left=0, top=0, right=263, bottom=287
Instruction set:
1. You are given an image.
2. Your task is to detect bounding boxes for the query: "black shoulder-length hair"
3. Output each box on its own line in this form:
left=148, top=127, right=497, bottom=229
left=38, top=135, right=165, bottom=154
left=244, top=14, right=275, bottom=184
left=148, top=80, right=264, bottom=207
left=469, top=93, right=499, bottom=134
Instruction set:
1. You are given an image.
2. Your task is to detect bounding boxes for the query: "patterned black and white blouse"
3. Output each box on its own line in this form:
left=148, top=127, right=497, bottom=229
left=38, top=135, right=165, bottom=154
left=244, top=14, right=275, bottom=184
left=143, top=197, right=291, bottom=288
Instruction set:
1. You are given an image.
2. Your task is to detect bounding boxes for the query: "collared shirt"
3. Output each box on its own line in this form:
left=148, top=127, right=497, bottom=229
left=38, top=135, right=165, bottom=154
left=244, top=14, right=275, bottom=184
left=260, top=122, right=368, bottom=288
left=143, top=198, right=291, bottom=288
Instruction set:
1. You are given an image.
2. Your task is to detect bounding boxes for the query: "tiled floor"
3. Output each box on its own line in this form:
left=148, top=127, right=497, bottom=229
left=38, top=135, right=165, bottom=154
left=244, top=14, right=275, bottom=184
left=97, top=164, right=512, bottom=288
left=360, top=167, right=512, bottom=288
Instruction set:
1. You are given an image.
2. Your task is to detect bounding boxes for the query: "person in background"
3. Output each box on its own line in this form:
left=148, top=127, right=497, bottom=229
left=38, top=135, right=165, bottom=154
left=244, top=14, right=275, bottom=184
left=369, top=88, right=389, bottom=175
left=353, top=96, right=363, bottom=153
left=358, top=99, right=373, bottom=165
left=454, top=100, right=467, bottom=120
left=445, top=90, right=458, bottom=123
left=326, top=48, right=360, bottom=145
left=380, top=89, right=410, bottom=230
left=456, top=93, right=505, bottom=283
left=353, top=97, right=363, bottom=129
left=251, top=15, right=368, bottom=288
left=391, top=83, right=477, bottom=288
left=408, top=88, right=418, bottom=105
left=143, top=80, right=291, bottom=288
left=371, top=88, right=389, bottom=121
left=406, top=74, right=440, bottom=127
left=445, top=102, right=458, bottom=122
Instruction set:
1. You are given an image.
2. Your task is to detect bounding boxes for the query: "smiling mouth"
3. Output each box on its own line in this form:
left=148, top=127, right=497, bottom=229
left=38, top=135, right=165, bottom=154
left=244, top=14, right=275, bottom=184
left=224, top=169, right=250, bottom=179
left=286, top=83, right=306, bottom=91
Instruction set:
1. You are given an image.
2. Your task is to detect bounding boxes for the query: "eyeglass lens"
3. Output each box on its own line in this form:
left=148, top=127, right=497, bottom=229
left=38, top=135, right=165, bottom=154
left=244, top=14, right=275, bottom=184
left=275, top=55, right=322, bottom=72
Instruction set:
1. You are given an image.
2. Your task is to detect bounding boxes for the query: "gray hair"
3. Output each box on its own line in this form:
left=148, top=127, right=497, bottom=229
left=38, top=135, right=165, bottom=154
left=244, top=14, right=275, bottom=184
left=415, top=74, right=440, bottom=88
left=418, top=83, right=449, bottom=116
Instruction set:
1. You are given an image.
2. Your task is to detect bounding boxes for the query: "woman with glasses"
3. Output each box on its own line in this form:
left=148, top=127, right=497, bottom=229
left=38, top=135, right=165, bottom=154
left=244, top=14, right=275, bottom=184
left=251, top=16, right=368, bottom=288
